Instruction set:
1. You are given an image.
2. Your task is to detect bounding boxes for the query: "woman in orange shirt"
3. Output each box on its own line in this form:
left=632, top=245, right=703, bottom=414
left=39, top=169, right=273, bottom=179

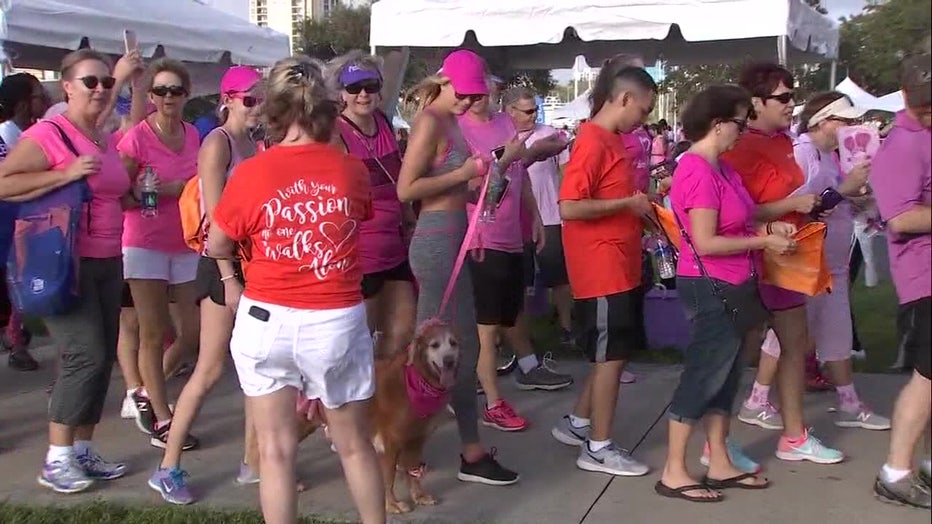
left=202, top=57, right=385, bottom=524
left=722, top=63, right=843, bottom=464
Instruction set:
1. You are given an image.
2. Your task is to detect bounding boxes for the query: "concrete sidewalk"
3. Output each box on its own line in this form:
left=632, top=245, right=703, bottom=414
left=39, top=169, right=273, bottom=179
left=0, top=340, right=927, bottom=523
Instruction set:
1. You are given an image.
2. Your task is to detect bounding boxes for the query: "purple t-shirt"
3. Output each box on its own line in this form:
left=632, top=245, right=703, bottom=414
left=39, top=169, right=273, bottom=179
left=671, top=153, right=757, bottom=285
left=337, top=113, right=406, bottom=274
left=459, top=112, right=525, bottom=253
left=872, top=111, right=932, bottom=305
left=793, top=133, right=855, bottom=274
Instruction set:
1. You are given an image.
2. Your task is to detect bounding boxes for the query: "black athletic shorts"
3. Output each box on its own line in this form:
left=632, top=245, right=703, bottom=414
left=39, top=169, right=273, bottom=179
left=194, top=257, right=244, bottom=307
left=898, top=296, right=931, bottom=379
left=468, top=249, right=525, bottom=327
left=361, top=260, right=414, bottom=300
left=536, top=225, right=569, bottom=288
left=573, top=287, right=647, bottom=363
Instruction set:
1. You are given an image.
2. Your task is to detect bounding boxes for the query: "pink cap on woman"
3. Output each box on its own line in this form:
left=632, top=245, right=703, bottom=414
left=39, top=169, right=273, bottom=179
left=440, top=50, right=489, bottom=96
left=221, top=66, right=262, bottom=95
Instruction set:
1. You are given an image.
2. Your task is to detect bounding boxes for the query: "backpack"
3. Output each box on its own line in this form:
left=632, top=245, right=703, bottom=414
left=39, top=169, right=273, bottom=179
left=179, top=128, right=233, bottom=253
left=5, top=121, right=92, bottom=316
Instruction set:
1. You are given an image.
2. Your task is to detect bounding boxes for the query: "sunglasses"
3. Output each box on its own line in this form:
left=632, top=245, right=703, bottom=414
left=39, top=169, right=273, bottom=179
left=150, top=85, right=189, bottom=98
left=345, top=82, right=382, bottom=95
left=512, top=107, right=538, bottom=115
left=229, top=92, right=262, bottom=108
left=455, top=92, right=484, bottom=103
left=724, top=118, right=749, bottom=132
left=77, top=76, right=116, bottom=90
left=763, top=92, right=795, bottom=105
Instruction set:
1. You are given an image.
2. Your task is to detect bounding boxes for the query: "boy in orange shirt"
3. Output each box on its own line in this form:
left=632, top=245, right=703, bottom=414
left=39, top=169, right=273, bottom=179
left=550, top=64, right=657, bottom=476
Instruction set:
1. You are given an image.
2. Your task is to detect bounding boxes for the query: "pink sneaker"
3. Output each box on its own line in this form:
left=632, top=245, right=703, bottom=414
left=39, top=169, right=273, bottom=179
left=482, top=399, right=529, bottom=432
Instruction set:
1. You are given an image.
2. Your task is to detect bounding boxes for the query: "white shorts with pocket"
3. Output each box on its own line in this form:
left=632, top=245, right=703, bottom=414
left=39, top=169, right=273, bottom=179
left=123, top=247, right=200, bottom=285
left=230, top=295, right=375, bottom=408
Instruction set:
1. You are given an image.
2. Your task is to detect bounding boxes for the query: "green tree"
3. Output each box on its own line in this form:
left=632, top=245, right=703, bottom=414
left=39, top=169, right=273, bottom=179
left=503, top=69, right=557, bottom=97
left=294, top=4, right=371, bottom=59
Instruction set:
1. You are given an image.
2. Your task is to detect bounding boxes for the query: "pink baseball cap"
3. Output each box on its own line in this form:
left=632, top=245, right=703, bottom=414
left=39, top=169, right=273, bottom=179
left=221, top=66, right=262, bottom=95
left=440, top=50, right=489, bottom=96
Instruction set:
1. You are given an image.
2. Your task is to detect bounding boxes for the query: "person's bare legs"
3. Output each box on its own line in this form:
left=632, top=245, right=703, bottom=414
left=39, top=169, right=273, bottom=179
left=661, top=418, right=720, bottom=499
left=551, top=285, right=573, bottom=333
left=705, top=414, right=766, bottom=485
left=326, top=399, right=386, bottom=524
left=243, top=398, right=257, bottom=469
left=129, top=279, right=173, bottom=423
left=249, top=388, right=299, bottom=524
left=505, top=312, right=535, bottom=359
left=476, top=324, right=502, bottom=404
left=160, top=299, right=233, bottom=469
left=117, top=308, right=142, bottom=392
left=162, top=302, right=186, bottom=376
left=377, top=280, right=416, bottom=358
left=161, top=283, right=200, bottom=380
left=589, top=361, right=625, bottom=441
left=572, top=372, right=594, bottom=418
left=886, top=372, right=932, bottom=470
left=772, top=308, right=809, bottom=438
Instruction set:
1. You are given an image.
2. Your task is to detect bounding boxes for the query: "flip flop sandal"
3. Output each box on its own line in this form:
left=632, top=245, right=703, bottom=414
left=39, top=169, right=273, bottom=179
left=702, top=472, right=770, bottom=490
left=654, top=481, right=724, bottom=503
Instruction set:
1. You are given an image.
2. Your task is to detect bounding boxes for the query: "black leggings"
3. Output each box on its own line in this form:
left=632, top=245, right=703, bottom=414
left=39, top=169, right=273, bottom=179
left=849, top=240, right=863, bottom=352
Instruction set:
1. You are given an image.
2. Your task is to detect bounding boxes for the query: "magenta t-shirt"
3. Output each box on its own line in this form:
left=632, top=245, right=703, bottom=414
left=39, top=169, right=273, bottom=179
left=671, top=153, right=757, bottom=285
left=21, top=115, right=130, bottom=258
left=337, top=113, right=406, bottom=274
left=118, top=120, right=199, bottom=253
left=872, top=111, right=932, bottom=305
left=459, top=112, right=525, bottom=253
left=620, top=128, right=651, bottom=192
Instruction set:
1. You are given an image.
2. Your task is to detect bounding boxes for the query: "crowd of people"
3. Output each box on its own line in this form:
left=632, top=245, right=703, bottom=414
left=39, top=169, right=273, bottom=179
left=0, top=39, right=928, bottom=524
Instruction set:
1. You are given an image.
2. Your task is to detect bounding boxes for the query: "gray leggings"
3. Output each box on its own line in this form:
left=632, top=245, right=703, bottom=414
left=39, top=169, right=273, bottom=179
left=45, top=257, right=123, bottom=427
left=408, top=210, right=480, bottom=444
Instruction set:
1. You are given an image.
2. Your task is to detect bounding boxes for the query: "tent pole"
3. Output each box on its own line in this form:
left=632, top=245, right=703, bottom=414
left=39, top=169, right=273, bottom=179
left=829, top=60, right=837, bottom=89
left=379, top=47, right=410, bottom=119
left=777, top=35, right=788, bottom=65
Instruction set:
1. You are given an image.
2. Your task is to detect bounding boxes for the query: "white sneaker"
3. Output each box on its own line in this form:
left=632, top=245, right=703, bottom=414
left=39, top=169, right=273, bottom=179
left=120, top=395, right=137, bottom=419
left=576, top=441, right=649, bottom=477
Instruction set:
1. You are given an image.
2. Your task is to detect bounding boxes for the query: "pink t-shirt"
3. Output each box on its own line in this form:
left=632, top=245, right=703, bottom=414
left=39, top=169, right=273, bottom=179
left=337, top=113, right=406, bottom=274
left=621, top=128, right=651, bottom=192
left=524, top=124, right=563, bottom=226
left=118, top=120, right=199, bottom=253
left=21, top=115, right=130, bottom=258
left=671, top=153, right=757, bottom=285
left=459, top=112, right=525, bottom=253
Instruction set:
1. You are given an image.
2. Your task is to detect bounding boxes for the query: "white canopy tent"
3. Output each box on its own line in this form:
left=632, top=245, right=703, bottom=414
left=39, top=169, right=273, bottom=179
left=874, top=91, right=905, bottom=113
left=550, top=89, right=592, bottom=121
left=835, top=76, right=905, bottom=113
left=1, top=0, right=289, bottom=96
left=370, top=0, right=839, bottom=69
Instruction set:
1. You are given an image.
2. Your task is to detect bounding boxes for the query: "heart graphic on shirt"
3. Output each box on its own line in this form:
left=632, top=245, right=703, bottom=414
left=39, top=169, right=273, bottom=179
left=854, top=132, right=871, bottom=150
left=319, top=221, right=357, bottom=253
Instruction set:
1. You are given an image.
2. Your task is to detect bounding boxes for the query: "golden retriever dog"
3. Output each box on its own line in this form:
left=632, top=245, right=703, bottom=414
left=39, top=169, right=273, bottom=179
left=370, top=320, right=460, bottom=514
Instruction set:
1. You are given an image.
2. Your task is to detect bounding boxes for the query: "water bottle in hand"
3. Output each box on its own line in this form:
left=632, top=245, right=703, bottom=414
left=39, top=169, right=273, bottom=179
left=650, top=236, right=676, bottom=280
left=481, top=149, right=506, bottom=223
left=141, top=167, right=159, bottom=218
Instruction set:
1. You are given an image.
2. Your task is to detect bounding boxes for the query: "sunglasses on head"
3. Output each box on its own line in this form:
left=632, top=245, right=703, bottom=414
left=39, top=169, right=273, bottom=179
left=229, top=92, right=261, bottom=108
left=344, top=81, right=382, bottom=95
left=455, top=92, right=484, bottom=103
left=763, top=91, right=795, bottom=105
left=724, top=118, right=749, bottom=132
left=150, top=85, right=189, bottom=98
left=77, top=76, right=116, bottom=90
left=512, top=107, right=538, bottom=115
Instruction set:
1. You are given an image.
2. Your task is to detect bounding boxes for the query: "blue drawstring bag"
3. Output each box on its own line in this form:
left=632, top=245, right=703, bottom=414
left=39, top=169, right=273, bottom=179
left=5, top=121, right=91, bottom=316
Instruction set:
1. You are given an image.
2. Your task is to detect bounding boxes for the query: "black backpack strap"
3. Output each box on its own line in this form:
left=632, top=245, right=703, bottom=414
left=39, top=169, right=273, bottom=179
left=45, top=121, right=81, bottom=157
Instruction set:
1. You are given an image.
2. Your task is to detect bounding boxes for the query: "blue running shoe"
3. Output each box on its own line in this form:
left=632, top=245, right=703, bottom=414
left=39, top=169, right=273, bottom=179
left=148, top=467, right=195, bottom=505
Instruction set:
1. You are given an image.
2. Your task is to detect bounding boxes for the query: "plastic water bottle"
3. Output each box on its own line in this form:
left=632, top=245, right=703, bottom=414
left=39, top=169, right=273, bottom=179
left=651, top=236, right=676, bottom=280
left=480, top=158, right=503, bottom=223
left=140, top=167, right=158, bottom=218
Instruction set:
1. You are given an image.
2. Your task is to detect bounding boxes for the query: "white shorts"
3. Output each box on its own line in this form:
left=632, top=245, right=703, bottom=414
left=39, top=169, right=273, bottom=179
left=230, top=295, right=375, bottom=408
left=123, top=247, right=199, bottom=285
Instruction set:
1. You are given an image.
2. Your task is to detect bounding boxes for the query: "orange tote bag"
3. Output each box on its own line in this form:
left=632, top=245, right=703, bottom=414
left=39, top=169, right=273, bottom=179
left=761, top=222, right=833, bottom=296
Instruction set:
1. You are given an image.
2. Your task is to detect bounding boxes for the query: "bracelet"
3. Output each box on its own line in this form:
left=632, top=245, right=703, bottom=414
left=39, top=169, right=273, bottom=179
left=766, top=222, right=774, bottom=235
left=220, top=274, right=237, bottom=282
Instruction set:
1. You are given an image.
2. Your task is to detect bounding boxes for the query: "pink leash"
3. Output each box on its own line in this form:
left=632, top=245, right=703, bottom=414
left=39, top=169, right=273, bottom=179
left=436, top=167, right=492, bottom=318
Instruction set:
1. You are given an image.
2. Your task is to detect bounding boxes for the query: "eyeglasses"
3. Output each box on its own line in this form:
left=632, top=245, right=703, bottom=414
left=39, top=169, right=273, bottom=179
left=512, top=107, right=538, bottom=116
left=229, top=92, right=262, bottom=108
left=150, top=85, right=189, bottom=98
left=344, top=81, right=382, bottom=95
left=724, top=118, right=749, bottom=132
left=455, top=92, right=484, bottom=103
left=763, top=92, right=795, bottom=105
left=77, top=76, right=116, bottom=90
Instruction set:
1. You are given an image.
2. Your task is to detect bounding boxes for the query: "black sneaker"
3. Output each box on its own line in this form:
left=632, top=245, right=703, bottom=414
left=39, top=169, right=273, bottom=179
left=920, top=468, right=931, bottom=489
left=8, top=349, right=38, bottom=371
left=874, top=475, right=931, bottom=509
left=150, top=422, right=200, bottom=451
left=560, top=329, right=576, bottom=348
left=130, top=389, right=156, bottom=435
left=457, top=448, right=519, bottom=486
left=516, top=364, right=573, bottom=391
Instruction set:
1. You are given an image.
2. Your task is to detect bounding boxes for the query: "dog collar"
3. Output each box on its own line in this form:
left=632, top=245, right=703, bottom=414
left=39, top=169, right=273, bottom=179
left=404, top=364, right=449, bottom=419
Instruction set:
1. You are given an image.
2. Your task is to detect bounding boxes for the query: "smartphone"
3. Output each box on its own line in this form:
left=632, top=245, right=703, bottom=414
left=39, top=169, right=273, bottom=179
left=123, top=29, right=138, bottom=54
left=248, top=305, right=270, bottom=322
left=810, top=187, right=845, bottom=219
left=492, top=146, right=506, bottom=161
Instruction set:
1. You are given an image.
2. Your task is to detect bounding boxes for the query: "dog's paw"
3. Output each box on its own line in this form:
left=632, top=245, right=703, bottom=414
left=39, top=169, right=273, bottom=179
left=413, top=492, right=438, bottom=506
left=386, top=500, right=413, bottom=514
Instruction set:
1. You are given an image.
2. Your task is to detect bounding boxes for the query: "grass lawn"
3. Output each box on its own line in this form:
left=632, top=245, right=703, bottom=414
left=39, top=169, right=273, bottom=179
left=0, top=501, right=350, bottom=524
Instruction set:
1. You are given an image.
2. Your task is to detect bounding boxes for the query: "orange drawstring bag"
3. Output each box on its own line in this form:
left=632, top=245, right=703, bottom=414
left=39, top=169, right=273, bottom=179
left=761, top=221, right=833, bottom=296
left=649, top=202, right=682, bottom=250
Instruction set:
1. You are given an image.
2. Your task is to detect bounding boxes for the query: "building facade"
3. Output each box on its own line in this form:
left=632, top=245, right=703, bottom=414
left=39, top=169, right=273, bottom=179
left=249, top=0, right=341, bottom=52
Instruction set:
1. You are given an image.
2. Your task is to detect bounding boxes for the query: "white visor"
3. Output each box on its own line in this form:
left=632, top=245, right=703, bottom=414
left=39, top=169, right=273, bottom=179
left=808, top=97, right=868, bottom=128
